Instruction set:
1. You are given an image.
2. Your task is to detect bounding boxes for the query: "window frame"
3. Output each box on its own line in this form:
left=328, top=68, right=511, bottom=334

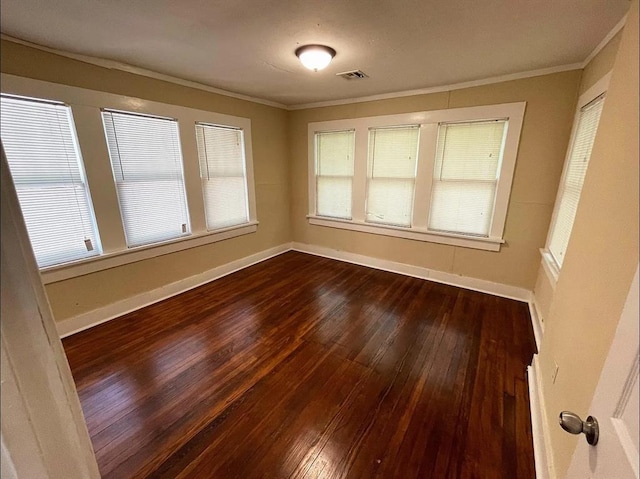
left=541, top=72, right=611, bottom=283
left=0, top=94, right=103, bottom=267
left=307, top=103, right=526, bottom=252
left=1, top=73, right=258, bottom=283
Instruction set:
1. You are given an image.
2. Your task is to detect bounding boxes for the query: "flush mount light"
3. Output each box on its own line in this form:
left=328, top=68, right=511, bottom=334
left=295, top=45, right=336, bottom=72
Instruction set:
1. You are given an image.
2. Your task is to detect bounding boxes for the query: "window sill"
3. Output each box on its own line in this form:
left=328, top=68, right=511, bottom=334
left=539, top=248, right=559, bottom=288
left=40, top=221, right=259, bottom=284
left=307, top=216, right=504, bottom=251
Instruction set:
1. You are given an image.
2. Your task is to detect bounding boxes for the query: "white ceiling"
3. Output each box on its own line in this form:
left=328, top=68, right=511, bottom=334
left=0, top=0, right=629, bottom=107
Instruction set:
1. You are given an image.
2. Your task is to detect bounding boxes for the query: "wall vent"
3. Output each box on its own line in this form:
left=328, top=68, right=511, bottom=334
left=336, top=70, right=368, bottom=80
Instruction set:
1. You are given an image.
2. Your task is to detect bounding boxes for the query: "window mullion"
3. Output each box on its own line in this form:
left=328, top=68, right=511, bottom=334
left=351, top=127, right=368, bottom=222
left=413, top=123, right=438, bottom=229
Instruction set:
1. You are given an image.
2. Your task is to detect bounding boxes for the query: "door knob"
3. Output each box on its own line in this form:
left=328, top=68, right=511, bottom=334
left=558, top=411, right=599, bottom=445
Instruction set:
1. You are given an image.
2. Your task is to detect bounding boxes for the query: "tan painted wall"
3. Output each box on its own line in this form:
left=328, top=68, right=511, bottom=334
left=289, top=71, right=581, bottom=289
left=580, top=29, right=623, bottom=96
left=0, top=40, right=291, bottom=322
left=532, top=27, right=623, bottom=330
left=537, top=1, right=638, bottom=476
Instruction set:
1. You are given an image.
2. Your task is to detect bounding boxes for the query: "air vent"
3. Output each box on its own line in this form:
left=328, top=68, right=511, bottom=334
left=336, top=70, right=369, bottom=80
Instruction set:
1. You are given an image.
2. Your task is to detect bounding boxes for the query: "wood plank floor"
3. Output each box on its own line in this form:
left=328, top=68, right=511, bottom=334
left=63, top=251, right=537, bottom=479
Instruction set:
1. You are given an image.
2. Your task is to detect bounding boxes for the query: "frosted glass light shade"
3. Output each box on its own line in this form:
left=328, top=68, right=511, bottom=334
left=296, top=45, right=336, bottom=71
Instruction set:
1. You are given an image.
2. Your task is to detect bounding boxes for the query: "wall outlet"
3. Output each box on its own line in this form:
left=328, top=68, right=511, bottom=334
left=552, top=362, right=560, bottom=384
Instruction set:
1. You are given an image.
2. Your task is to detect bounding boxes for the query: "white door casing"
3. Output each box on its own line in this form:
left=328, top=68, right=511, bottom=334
left=567, top=266, right=639, bottom=479
left=0, top=147, right=101, bottom=478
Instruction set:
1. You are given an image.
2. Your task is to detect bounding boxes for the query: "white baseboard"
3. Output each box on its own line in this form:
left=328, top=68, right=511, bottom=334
left=57, top=243, right=292, bottom=338
left=528, top=295, right=544, bottom=352
left=291, top=242, right=531, bottom=302
left=528, top=355, right=556, bottom=479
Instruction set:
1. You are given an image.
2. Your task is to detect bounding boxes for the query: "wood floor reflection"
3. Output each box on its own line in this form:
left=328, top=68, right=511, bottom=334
left=63, top=251, right=537, bottom=478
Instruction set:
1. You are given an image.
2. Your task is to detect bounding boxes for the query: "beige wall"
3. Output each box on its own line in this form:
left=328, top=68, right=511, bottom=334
left=1, top=40, right=291, bottom=321
left=289, top=71, right=581, bottom=289
left=537, top=1, right=638, bottom=476
left=532, top=27, right=623, bottom=330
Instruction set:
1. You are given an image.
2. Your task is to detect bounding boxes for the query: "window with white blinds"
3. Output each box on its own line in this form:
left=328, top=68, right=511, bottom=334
left=548, top=94, right=605, bottom=267
left=102, top=110, right=190, bottom=247
left=366, top=126, right=419, bottom=227
left=428, top=120, right=507, bottom=236
left=195, top=123, right=249, bottom=230
left=315, top=130, right=355, bottom=219
left=1, top=94, right=101, bottom=267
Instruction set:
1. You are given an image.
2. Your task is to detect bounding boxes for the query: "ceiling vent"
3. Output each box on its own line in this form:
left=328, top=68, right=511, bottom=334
left=336, top=70, right=368, bottom=80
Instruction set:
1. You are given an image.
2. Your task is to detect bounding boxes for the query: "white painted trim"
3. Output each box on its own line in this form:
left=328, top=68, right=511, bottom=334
left=57, top=243, right=291, bottom=338
left=539, top=250, right=560, bottom=287
left=41, top=222, right=258, bottom=284
left=307, top=102, right=525, bottom=252
left=542, top=72, right=612, bottom=270
left=528, top=295, right=544, bottom=352
left=307, top=216, right=503, bottom=251
left=0, top=34, right=287, bottom=109
left=528, top=355, right=557, bottom=479
left=581, top=14, right=628, bottom=68
left=289, top=64, right=582, bottom=110
left=291, top=242, right=530, bottom=302
left=2, top=74, right=260, bottom=282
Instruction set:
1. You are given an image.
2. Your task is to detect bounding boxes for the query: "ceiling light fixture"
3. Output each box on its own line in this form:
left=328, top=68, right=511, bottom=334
left=295, top=45, right=336, bottom=72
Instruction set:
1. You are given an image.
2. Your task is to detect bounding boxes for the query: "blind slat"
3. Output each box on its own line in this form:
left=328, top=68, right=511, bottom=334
left=195, top=123, right=249, bottom=230
left=315, top=130, right=354, bottom=219
left=1, top=95, right=101, bottom=267
left=102, top=110, right=190, bottom=247
left=429, top=120, right=507, bottom=236
left=366, top=126, right=419, bottom=227
left=548, top=96, right=605, bottom=266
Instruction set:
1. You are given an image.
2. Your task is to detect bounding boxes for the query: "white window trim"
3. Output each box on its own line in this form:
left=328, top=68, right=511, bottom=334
left=1, top=74, right=258, bottom=283
left=307, top=103, right=526, bottom=251
left=540, top=71, right=611, bottom=285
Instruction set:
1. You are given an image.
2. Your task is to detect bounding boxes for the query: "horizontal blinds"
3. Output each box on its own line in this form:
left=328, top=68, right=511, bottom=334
left=548, top=95, right=605, bottom=267
left=316, top=130, right=354, bottom=219
left=366, top=126, right=419, bottom=227
left=429, top=120, right=507, bottom=236
left=102, top=110, right=190, bottom=247
left=1, top=95, right=100, bottom=267
left=195, top=123, right=249, bottom=230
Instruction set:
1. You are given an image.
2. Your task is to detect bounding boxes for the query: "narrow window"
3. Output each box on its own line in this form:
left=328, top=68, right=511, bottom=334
left=315, top=130, right=355, bottom=219
left=195, top=123, right=249, bottom=230
left=428, top=120, right=507, bottom=236
left=1, top=94, right=101, bottom=267
left=102, top=110, right=190, bottom=247
left=366, top=126, right=419, bottom=227
left=548, top=95, right=605, bottom=267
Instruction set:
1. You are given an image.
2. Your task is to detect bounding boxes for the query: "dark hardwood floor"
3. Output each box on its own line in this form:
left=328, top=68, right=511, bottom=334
left=62, top=251, right=537, bottom=479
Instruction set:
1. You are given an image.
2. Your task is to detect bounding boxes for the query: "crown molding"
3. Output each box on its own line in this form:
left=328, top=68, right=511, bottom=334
left=0, top=34, right=288, bottom=110
left=2, top=11, right=628, bottom=112
left=581, top=13, right=628, bottom=68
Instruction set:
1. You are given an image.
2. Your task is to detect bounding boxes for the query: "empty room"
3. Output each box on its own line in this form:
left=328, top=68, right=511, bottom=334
left=0, top=1, right=638, bottom=478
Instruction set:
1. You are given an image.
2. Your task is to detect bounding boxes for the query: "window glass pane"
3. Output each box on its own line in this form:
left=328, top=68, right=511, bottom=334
left=102, top=110, right=190, bottom=247
left=1, top=95, right=101, bottom=267
left=548, top=95, right=605, bottom=267
left=316, top=130, right=354, bottom=219
left=429, top=120, right=507, bottom=236
left=366, top=126, right=419, bottom=227
left=195, top=123, right=249, bottom=230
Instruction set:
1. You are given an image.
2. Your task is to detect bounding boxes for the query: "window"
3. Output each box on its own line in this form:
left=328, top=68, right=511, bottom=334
left=1, top=94, right=101, bottom=267
left=315, top=130, right=355, bottom=219
left=307, top=103, right=525, bottom=251
left=429, top=120, right=507, bottom=236
left=366, top=126, right=419, bottom=227
left=195, top=123, right=249, bottom=230
left=547, top=93, right=606, bottom=268
left=102, top=110, right=190, bottom=247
